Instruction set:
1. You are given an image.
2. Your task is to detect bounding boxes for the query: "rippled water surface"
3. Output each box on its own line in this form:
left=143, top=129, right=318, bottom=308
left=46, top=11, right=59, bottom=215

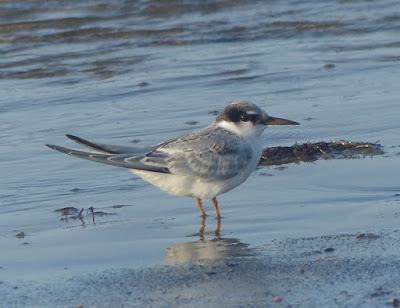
left=1, top=0, right=400, bottom=287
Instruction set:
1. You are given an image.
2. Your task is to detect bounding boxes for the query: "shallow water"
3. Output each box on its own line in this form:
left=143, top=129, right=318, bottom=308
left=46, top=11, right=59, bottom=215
left=1, top=0, right=400, bottom=299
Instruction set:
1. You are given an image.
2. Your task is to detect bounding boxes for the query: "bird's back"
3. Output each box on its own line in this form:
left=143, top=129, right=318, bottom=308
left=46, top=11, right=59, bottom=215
left=156, top=124, right=255, bottom=181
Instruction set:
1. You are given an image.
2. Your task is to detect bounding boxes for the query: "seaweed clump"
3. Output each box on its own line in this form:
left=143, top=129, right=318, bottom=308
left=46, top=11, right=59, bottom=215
left=259, top=140, right=384, bottom=167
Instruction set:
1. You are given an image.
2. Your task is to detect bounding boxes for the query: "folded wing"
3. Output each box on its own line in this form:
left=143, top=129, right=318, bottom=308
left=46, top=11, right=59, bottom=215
left=47, top=127, right=252, bottom=180
left=156, top=126, right=253, bottom=180
left=46, top=144, right=170, bottom=174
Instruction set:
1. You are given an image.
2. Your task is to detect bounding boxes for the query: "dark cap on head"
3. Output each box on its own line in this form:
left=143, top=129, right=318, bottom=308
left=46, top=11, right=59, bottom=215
left=216, top=101, right=264, bottom=124
left=216, top=100, right=299, bottom=126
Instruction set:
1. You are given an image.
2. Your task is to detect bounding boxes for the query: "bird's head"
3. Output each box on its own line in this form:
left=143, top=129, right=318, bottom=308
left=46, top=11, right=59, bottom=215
left=215, top=101, right=299, bottom=138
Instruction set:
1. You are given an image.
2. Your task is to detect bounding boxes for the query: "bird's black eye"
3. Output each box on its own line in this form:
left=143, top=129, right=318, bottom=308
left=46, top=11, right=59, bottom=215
left=240, top=113, right=249, bottom=122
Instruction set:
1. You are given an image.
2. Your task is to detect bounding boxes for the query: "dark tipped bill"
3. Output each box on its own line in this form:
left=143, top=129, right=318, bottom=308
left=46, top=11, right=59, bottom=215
left=263, top=116, right=299, bottom=126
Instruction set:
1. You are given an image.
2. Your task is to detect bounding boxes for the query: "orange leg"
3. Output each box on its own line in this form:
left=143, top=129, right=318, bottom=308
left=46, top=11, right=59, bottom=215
left=211, top=197, right=221, bottom=219
left=195, top=198, right=207, bottom=218
left=214, top=215, right=221, bottom=239
left=198, top=215, right=206, bottom=240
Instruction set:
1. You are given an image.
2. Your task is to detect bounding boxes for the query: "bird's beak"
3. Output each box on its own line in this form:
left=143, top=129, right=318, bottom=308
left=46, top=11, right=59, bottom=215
left=262, top=115, right=299, bottom=126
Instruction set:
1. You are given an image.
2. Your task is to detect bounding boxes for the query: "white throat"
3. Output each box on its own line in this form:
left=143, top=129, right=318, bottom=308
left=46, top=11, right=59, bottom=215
left=216, top=120, right=265, bottom=138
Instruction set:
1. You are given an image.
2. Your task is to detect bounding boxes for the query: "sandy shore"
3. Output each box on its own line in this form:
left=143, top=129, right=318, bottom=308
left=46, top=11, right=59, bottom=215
left=2, top=229, right=400, bottom=307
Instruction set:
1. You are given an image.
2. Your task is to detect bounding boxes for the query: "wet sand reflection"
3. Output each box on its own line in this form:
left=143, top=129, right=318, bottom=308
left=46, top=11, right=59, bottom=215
left=165, top=217, right=255, bottom=265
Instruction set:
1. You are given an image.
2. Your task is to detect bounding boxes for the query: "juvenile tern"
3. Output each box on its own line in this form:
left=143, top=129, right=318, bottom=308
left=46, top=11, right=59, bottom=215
left=47, top=101, right=299, bottom=218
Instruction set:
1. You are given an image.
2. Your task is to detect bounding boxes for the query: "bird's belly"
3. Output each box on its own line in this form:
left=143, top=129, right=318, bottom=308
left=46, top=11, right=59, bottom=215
left=131, top=163, right=256, bottom=200
left=130, top=170, right=221, bottom=199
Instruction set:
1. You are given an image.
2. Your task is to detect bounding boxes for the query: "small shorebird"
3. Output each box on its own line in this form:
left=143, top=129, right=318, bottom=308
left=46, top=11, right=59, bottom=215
left=47, top=101, right=298, bottom=219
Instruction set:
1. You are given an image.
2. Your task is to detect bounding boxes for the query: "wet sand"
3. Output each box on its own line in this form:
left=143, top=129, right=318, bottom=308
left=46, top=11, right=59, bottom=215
left=3, top=229, right=400, bottom=307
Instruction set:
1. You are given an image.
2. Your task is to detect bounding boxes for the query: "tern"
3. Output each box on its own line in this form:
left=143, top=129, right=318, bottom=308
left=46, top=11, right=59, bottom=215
left=47, top=101, right=299, bottom=219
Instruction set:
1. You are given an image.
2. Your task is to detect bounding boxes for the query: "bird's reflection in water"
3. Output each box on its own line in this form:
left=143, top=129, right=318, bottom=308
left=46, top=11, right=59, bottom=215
left=165, top=217, right=255, bottom=265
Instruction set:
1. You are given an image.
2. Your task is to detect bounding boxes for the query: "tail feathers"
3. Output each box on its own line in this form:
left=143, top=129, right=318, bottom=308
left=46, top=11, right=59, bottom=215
left=65, top=134, right=119, bottom=154
left=65, top=134, right=151, bottom=154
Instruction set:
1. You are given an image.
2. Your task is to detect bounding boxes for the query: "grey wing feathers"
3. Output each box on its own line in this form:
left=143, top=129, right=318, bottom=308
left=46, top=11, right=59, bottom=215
left=65, top=134, right=151, bottom=154
left=47, top=127, right=252, bottom=180
left=46, top=144, right=170, bottom=174
left=157, top=126, right=252, bottom=180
